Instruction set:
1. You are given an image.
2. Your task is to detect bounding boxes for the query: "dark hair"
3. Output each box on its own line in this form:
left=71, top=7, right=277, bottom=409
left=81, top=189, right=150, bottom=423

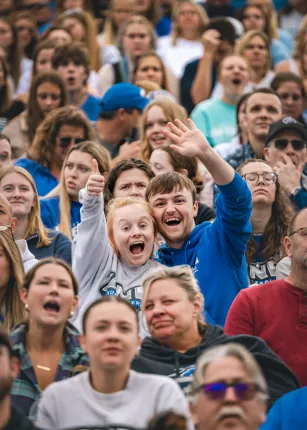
left=271, top=72, right=305, bottom=97
left=82, top=296, right=139, bottom=334
left=133, top=51, right=169, bottom=91
left=206, top=17, right=236, bottom=46
left=238, top=5, right=271, bottom=40
left=245, top=87, right=281, bottom=110
left=236, top=92, right=251, bottom=136
left=288, top=208, right=307, bottom=236
left=26, top=70, right=68, bottom=143
left=104, top=158, right=155, bottom=207
left=146, top=172, right=197, bottom=203
left=40, top=24, right=71, bottom=42
left=0, top=132, right=11, bottom=145
left=52, top=42, right=90, bottom=80
left=13, top=12, right=39, bottom=59
left=147, top=412, right=188, bottom=430
left=0, top=56, right=11, bottom=113
left=98, top=107, right=139, bottom=120
left=0, top=325, right=13, bottom=358
left=23, top=257, right=79, bottom=296
left=237, top=159, right=294, bottom=263
left=0, top=17, right=22, bottom=88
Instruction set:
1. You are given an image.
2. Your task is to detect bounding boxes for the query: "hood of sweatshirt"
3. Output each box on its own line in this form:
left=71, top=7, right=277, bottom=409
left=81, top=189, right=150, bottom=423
left=156, top=221, right=210, bottom=266
left=16, top=239, right=38, bottom=272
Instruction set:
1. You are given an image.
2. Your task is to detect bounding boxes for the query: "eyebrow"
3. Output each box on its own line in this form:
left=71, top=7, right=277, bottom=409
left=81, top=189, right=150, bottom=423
left=117, top=215, right=151, bottom=223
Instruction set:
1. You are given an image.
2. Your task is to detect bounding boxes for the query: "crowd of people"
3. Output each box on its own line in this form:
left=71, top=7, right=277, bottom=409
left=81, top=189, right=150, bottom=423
left=0, top=0, right=307, bottom=429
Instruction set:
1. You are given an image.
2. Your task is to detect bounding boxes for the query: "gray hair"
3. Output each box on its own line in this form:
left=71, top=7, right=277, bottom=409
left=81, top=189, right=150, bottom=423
left=189, top=343, right=269, bottom=404
left=142, top=265, right=206, bottom=334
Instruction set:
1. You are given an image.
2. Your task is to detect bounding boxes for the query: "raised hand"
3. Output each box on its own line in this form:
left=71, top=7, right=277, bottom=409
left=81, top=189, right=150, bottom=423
left=118, top=140, right=142, bottom=161
left=274, top=153, right=304, bottom=195
left=86, top=159, right=105, bottom=196
left=165, top=118, right=212, bottom=161
left=201, top=29, right=221, bottom=57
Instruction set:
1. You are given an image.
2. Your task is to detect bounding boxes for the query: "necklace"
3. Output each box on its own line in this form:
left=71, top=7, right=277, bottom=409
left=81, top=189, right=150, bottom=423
left=36, top=365, right=51, bottom=372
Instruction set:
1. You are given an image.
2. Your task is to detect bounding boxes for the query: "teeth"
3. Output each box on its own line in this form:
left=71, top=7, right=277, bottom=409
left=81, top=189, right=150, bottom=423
left=130, top=241, right=144, bottom=246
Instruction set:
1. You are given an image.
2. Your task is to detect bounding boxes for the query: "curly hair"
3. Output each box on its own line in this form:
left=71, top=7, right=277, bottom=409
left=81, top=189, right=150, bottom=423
left=237, top=159, right=294, bottom=263
left=27, top=105, right=95, bottom=169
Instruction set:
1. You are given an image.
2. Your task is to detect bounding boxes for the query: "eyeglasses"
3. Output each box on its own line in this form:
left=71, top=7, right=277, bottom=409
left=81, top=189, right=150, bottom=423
left=242, top=172, right=277, bottom=185
left=19, top=3, right=48, bottom=10
left=0, top=225, right=13, bottom=234
left=289, top=227, right=307, bottom=237
left=194, top=382, right=263, bottom=401
left=126, top=33, right=148, bottom=40
left=278, top=92, right=302, bottom=102
left=272, top=139, right=306, bottom=151
left=57, top=137, right=85, bottom=148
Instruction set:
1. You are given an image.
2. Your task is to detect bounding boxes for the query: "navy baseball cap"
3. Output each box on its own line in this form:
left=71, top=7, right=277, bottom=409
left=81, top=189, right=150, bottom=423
left=100, top=83, right=149, bottom=112
left=265, top=117, right=307, bottom=146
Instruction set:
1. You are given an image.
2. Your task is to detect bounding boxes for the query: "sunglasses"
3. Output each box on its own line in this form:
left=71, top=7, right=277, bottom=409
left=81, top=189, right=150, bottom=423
left=57, top=137, right=85, bottom=148
left=196, top=382, right=262, bottom=401
left=272, top=139, right=306, bottom=151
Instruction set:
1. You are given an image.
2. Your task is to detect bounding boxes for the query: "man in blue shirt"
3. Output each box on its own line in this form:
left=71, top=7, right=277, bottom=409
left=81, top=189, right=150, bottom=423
left=146, top=119, right=252, bottom=326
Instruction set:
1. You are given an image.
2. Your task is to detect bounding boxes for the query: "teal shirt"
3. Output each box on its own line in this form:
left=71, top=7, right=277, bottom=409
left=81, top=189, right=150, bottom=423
left=191, top=99, right=237, bottom=147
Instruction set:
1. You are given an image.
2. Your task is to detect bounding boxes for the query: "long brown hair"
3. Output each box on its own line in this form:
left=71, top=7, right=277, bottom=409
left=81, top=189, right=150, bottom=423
left=103, top=0, right=136, bottom=46
left=43, top=141, right=111, bottom=240
left=0, top=231, right=25, bottom=332
left=133, top=51, right=170, bottom=92
left=0, top=165, right=51, bottom=247
left=0, top=17, right=22, bottom=89
left=0, top=56, right=12, bottom=113
left=26, top=70, right=68, bottom=143
left=27, top=105, right=95, bottom=170
left=237, top=159, right=294, bottom=263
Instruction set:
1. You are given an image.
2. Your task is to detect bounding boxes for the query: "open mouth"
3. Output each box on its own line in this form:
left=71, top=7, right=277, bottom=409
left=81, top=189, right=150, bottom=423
left=67, top=77, right=76, bottom=85
left=129, top=241, right=145, bottom=255
left=151, top=135, right=166, bottom=143
left=44, top=301, right=60, bottom=313
left=164, top=217, right=181, bottom=226
left=232, top=78, right=241, bottom=85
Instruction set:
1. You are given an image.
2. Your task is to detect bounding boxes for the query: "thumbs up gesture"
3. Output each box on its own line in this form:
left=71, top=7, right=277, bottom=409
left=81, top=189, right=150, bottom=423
left=86, top=159, right=105, bottom=196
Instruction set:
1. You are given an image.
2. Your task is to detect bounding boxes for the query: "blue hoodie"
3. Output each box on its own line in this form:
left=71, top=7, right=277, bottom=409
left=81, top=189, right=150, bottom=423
left=15, top=158, right=58, bottom=197
left=156, top=172, right=252, bottom=326
left=261, top=387, right=307, bottom=429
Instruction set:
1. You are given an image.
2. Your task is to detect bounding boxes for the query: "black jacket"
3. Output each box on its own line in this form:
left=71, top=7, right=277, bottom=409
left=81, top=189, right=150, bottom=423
left=132, top=324, right=299, bottom=408
left=4, top=406, right=39, bottom=430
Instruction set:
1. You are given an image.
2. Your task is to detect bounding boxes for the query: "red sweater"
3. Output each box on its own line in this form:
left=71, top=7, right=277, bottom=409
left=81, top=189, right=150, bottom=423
left=225, top=279, right=307, bottom=386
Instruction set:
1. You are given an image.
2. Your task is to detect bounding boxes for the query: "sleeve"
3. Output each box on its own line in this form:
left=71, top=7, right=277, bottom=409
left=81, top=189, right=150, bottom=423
left=72, top=188, right=113, bottom=292
left=156, top=379, right=194, bottom=430
left=261, top=398, right=283, bottom=429
left=180, top=60, right=197, bottom=114
left=224, top=290, right=255, bottom=336
left=271, top=39, right=290, bottom=67
left=39, top=200, right=57, bottom=230
left=208, top=172, right=252, bottom=268
left=290, top=187, right=307, bottom=210
left=52, top=232, right=72, bottom=266
left=97, top=63, right=115, bottom=97
left=36, top=388, right=59, bottom=430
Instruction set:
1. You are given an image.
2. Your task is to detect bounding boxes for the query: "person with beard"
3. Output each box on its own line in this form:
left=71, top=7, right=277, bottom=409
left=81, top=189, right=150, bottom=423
left=132, top=265, right=299, bottom=407
left=0, top=326, right=38, bottom=430
left=189, top=343, right=268, bottom=430
left=191, top=55, right=249, bottom=147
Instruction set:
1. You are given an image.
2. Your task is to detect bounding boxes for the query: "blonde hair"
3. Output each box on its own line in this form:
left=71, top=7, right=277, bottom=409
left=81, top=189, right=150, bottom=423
left=140, top=98, right=188, bottom=162
left=0, top=166, right=51, bottom=247
left=117, top=15, right=157, bottom=56
left=142, top=265, right=206, bottom=334
left=57, top=10, right=100, bottom=71
left=293, top=16, right=307, bottom=77
left=44, top=141, right=111, bottom=240
left=0, top=231, right=25, bottom=332
left=106, top=197, right=157, bottom=257
left=103, top=0, right=136, bottom=46
left=171, top=1, right=208, bottom=45
left=190, top=343, right=269, bottom=404
left=236, top=30, right=271, bottom=74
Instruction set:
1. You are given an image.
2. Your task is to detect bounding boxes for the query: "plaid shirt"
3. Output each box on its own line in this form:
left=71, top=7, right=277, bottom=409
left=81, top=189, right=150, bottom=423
left=10, top=323, right=89, bottom=418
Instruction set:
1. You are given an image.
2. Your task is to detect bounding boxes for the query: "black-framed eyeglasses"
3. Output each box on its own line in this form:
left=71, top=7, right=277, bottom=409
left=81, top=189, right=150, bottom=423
left=57, top=137, right=85, bottom=148
left=242, top=172, right=277, bottom=185
left=272, top=139, right=306, bottom=151
left=193, top=382, right=263, bottom=401
left=289, top=227, right=307, bottom=237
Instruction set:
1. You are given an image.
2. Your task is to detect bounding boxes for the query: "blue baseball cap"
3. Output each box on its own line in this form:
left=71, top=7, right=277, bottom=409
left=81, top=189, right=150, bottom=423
left=100, top=83, right=149, bottom=112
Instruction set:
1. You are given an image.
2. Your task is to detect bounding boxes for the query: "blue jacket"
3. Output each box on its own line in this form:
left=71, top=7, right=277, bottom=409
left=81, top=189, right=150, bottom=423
left=15, top=158, right=58, bottom=197
left=27, top=230, right=72, bottom=265
left=261, top=388, right=307, bottom=429
left=156, top=172, right=252, bottom=326
left=81, top=94, right=101, bottom=123
left=40, top=196, right=82, bottom=238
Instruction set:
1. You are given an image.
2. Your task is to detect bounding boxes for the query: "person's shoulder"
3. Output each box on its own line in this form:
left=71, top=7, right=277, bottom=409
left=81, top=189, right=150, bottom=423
left=40, top=196, right=60, bottom=207
left=130, top=369, right=180, bottom=390
left=15, top=158, right=37, bottom=169
left=47, top=230, right=71, bottom=244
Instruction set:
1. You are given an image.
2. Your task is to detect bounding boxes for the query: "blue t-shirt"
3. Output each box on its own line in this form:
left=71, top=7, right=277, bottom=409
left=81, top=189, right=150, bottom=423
left=15, top=158, right=58, bottom=197
left=155, top=16, right=171, bottom=37
left=81, top=94, right=101, bottom=123
left=40, top=196, right=82, bottom=239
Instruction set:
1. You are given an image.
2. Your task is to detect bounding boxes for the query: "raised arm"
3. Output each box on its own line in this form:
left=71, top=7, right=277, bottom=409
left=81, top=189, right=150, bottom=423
left=165, top=118, right=235, bottom=185
left=73, top=159, right=113, bottom=290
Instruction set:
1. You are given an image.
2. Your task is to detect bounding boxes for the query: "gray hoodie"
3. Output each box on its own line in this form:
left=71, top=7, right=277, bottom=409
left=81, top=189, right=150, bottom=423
left=72, top=189, right=162, bottom=332
left=16, top=239, right=38, bottom=272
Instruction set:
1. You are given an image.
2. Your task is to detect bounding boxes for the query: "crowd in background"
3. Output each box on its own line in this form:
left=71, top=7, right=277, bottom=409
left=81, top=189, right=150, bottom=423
left=0, top=0, right=307, bottom=429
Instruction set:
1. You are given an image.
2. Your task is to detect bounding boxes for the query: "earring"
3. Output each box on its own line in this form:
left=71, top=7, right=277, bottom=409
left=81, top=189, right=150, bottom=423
left=25, top=304, right=29, bottom=311
left=70, top=311, right=74, bottom=318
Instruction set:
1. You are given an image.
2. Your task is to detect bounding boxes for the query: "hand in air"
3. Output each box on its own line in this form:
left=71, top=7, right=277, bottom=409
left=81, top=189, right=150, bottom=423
left=86, top=159, right=104, bottom=196
left=165, top=118, right=211, bottom=159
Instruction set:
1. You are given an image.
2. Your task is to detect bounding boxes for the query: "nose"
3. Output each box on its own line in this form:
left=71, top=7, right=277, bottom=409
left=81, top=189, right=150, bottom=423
left=129, top=185, right=141, bottom=197
left=49, top=281, right=60, bottom=295
left=45, top=96, right=53, bottom=106
left=256, top=174, right=266, bottom=185
left=224, top=386, right=238, bottom=403
left=131, top=224, right=142, bottom=236
left=285, top=142, right=295, bottom=155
